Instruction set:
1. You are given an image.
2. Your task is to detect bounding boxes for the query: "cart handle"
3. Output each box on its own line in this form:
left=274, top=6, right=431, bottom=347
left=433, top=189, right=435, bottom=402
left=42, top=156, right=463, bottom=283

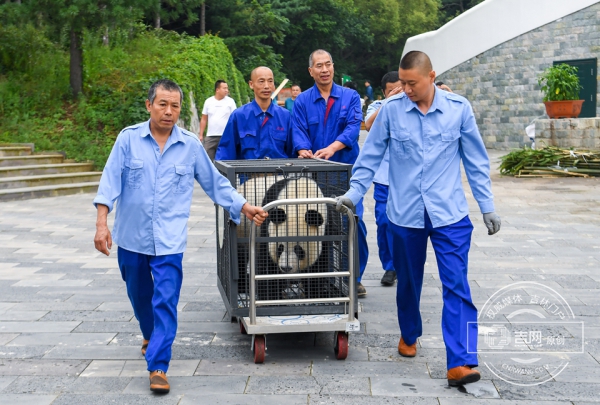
left=249, top=197, right=356, bottom=325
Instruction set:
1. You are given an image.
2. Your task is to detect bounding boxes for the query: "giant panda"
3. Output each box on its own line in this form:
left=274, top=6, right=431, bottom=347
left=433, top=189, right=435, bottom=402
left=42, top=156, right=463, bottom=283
left=235, top=175, right=341, bottom=301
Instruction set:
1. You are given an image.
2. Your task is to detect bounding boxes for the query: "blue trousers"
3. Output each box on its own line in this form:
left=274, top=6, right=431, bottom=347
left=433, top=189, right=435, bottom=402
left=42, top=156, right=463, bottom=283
left=355, top=199, right=369, bottom=283
left=117, top=247, right=183, bottom=373
left=373, top=183, right=394, bottom=272
left=390, top=211, right=478, bottom=369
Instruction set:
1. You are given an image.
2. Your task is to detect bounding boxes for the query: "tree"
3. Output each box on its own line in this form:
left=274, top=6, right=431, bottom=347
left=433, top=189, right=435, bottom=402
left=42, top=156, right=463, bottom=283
left=30, top=0, right=143, bottom=98
left=143, top=0, right=204, bottom=29
left=439, top=0, right=486, bottom=23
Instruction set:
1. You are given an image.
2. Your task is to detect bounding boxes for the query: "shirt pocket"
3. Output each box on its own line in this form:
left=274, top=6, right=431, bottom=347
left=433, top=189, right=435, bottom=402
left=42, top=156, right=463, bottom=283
left=441, top=129, right=461, bottom=159
left=308, top=116, right=319, bottom=129
left=124, top=159, right=144, bottom=189
left=239, top=130, right=257, bottom=155
left=270, top=128, right=288, bottom=147
left=390, top=130, right=411, bottom=160
left=173, top=164, right=193, bottom=194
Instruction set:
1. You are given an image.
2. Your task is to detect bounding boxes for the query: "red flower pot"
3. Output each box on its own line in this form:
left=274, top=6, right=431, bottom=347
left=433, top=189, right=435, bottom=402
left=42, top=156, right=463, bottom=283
left=544, top=100, right=584, bottom=119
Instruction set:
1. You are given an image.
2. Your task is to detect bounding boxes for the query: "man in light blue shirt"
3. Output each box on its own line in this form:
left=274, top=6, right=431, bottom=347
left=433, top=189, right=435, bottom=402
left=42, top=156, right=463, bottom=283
left=364, top=71, right=404, bottom=287
left=337, top=52, right=501, bottom=386
left=93, top=79, right=267, bottom=394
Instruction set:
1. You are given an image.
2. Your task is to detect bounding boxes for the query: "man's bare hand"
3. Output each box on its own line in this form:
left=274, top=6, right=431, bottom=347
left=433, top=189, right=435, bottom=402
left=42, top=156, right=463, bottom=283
left=242, top=203, right=269, bottom=226
left=94, top=224, right=112, bottom=256
left=298, top=149, right=314, bottom=159
left=94, top=204, right=112, bottom=256
left=314, top=146, right=336, bottom=160
left=387, top=86, right=403, bottom=97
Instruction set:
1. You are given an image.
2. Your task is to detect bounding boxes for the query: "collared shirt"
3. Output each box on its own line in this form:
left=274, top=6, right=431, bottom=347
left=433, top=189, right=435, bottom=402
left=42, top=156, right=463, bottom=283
left=285, top=97, right=295, bottom=114
left=215, top=99, right=293, bottom=161
left=346, top=87, right=495, bottom=229
left=292, top=83, right=362, bottom=164
left=93, top=120, right=246, bottom=256
left=365, top=100, right=389, bottom=186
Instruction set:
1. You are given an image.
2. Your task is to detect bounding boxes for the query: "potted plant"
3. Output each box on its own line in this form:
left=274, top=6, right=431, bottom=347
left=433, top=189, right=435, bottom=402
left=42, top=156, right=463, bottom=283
left=538, top=63, right=584, bottom=118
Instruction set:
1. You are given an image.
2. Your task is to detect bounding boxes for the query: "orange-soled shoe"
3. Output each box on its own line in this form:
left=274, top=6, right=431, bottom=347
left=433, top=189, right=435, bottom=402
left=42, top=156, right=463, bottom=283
left=149, top=370, right=170, bottom=393
left=447, top=366, right=481, bottom=386
left=141, top=339, right=150, bottom=356
left=398, top=337, right=417, bottom=357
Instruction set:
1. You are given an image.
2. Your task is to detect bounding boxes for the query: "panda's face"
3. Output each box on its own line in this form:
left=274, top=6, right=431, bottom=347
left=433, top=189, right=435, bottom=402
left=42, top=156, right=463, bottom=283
left=267, top=177, right=326, bottom=273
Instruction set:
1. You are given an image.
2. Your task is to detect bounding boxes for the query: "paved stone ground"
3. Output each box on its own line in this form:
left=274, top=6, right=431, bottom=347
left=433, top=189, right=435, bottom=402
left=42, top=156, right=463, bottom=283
left=0, top=148, right=599, bottom=404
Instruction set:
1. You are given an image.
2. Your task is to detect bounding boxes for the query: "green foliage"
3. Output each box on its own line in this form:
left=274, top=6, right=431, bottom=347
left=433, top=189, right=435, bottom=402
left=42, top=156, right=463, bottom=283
left=0, top=28, right=248, bottom=168
left=538, top=63, right=583, bottom=102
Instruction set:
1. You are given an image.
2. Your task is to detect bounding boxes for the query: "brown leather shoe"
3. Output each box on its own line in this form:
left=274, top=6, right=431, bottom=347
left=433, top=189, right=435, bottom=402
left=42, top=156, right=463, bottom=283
left=141, top=339, right=149, bottom=356
left=149, top=370, right=170, bottom=393
left=447, top=366, right=480, bottom=386
left=398, top=337, right=417, bottom=357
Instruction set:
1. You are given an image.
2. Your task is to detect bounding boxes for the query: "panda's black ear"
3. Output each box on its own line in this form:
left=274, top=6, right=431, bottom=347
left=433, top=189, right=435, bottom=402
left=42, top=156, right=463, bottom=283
left=269, top=208, right=287, bottom=224
left=305, top=210, right=324, bottom=227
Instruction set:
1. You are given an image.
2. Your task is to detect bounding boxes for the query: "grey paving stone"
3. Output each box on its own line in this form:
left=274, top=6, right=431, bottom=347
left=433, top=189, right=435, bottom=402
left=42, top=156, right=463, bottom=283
left=43, top=346, right=143, bottom=360
left=0, top=359, right=90, bottom=376
left=0, top=375, right=17, bottom=390
left=194, top=358, right=310, bottom=376
left=438, top=400, right=571, bottom=405
left=309, top=395, right=440, bottom=405
left=371, top=377, right=497, bottom=399
left=0, top=346, right=54, bottom=359
left=0, top=394, right=57, bottom=405
left=493, top=379, right=600, bottom=402
left=315, top=360, right=432, bottom=378
left=50, top=394, right=182, bottom=405
left=0, top=321, right=80, bottom=333
left=8, top=333, right=116, bottom=347
left=3, top=376, right=76, bottom=394
left=124, top=375, right=247, bottom=394
left=40, top=311, right=133, bottom=322
left=0, top=311, right=48, bottom=321
left=0, top=333, right=18, bottom=345
left=120, top=360, right=199, bottom=377
left=72, top=322, right=141, bottom=333
left=180, top=394, right=308, bottom=405
left=246, top=375, right=370, bottom=395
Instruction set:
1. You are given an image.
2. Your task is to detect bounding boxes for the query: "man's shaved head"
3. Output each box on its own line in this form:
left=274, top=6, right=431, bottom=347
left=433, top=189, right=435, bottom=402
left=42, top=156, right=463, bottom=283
left=309, top=49, right=333, bottom=67
left=250, top=66, right=273, bottom=81
left=400, top=51, right=433, bottom=76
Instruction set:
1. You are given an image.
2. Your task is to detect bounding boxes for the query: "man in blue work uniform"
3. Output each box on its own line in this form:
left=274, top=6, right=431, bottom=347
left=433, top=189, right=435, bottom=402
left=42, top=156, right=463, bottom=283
left=364, top=71, right=404, bottom=287
left=93, top=79, right=268, bottom=394
left=292, top=49, right=369, bottom=297
left=336, top=51, right=501, bottom=386
left=216, top=67, right=293, bottom=160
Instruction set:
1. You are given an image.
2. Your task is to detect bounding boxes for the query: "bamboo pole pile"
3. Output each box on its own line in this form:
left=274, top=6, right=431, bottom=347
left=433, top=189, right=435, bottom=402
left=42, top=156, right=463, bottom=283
left=499, top=147, right=600, bottom=178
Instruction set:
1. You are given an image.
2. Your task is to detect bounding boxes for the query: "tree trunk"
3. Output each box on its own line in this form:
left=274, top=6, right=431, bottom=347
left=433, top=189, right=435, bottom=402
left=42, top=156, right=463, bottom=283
left=200, top=2, right=205, bottom=36
left=70, top=29, right=83, bottom=98
left=155, top=7, right=161, bottom=29
left=102, top=26, right=109, bottom=46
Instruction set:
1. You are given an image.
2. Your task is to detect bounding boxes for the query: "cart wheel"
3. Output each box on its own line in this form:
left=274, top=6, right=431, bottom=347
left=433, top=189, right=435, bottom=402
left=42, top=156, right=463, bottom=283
left=253, top=335, right=266, bottom=364
left=239, top=321, right=247, bottom=335
left=334, top=332, right=349, bottom=360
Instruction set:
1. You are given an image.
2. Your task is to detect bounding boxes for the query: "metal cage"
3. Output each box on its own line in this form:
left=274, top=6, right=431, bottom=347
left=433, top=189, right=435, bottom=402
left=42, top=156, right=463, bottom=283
left=214, top=158, right=357, bottom=319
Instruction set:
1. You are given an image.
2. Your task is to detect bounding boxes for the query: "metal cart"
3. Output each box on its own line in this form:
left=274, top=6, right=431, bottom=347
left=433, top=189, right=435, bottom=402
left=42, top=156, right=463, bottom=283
left=240, top=197, right=359, bottom=363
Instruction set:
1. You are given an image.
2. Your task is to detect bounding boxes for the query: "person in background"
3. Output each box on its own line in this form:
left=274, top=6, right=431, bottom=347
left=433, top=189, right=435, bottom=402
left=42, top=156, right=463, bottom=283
left=365, top=80, right=374, bottom=101
left=364, top=71, right=403, bottom=287
left=199, top=80, right=237, bottom=161
left=216, top=67, right=293, bottom=160
left=93, top=79, right=267, bottom=394
left=336, top=51, right=501, bottom=386
left=343, top=81, right=358, bottom=91
left=292, top=49, right=369, bottom=297
left=285, top=84, right=302, bottom=114
left=436, top=81, right=453, bottom=92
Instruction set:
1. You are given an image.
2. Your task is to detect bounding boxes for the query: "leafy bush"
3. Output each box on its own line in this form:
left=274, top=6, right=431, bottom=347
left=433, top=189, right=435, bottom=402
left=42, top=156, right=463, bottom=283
left=0, top=27, right=249, bottom=168
left=537, top=63, right=582, bottom=102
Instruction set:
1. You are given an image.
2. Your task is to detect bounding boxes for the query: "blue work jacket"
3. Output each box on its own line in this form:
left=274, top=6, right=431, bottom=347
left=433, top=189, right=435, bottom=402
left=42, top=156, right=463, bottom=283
left=215, top=99, right=293, bottom=160
left=292, top=83, right=362, bottom=164
left=346, top=87, right=495, bottom=229
left=93, top=120, right=246, bottom=256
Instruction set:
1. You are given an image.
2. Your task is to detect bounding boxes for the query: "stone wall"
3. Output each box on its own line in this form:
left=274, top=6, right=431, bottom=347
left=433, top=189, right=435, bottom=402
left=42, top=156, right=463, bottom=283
left=535, top=118, right=600, bottom=148
left=438, top=2, right=600, bottom=149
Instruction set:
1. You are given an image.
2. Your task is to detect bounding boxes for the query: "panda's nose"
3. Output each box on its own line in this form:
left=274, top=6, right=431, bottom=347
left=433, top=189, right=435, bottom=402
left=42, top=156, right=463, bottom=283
left=279, top=265, right=293, bottom=273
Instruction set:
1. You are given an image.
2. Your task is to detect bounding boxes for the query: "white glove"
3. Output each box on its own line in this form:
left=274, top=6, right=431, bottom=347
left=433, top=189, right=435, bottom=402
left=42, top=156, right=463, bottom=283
left=483, top=212, right=501, bottom=235
left=334, top=196, right=355, bottom=214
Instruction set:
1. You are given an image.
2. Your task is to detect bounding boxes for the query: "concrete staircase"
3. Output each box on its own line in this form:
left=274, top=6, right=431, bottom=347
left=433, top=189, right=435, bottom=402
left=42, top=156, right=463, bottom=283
left=0, top=144, right=101, bottom=201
